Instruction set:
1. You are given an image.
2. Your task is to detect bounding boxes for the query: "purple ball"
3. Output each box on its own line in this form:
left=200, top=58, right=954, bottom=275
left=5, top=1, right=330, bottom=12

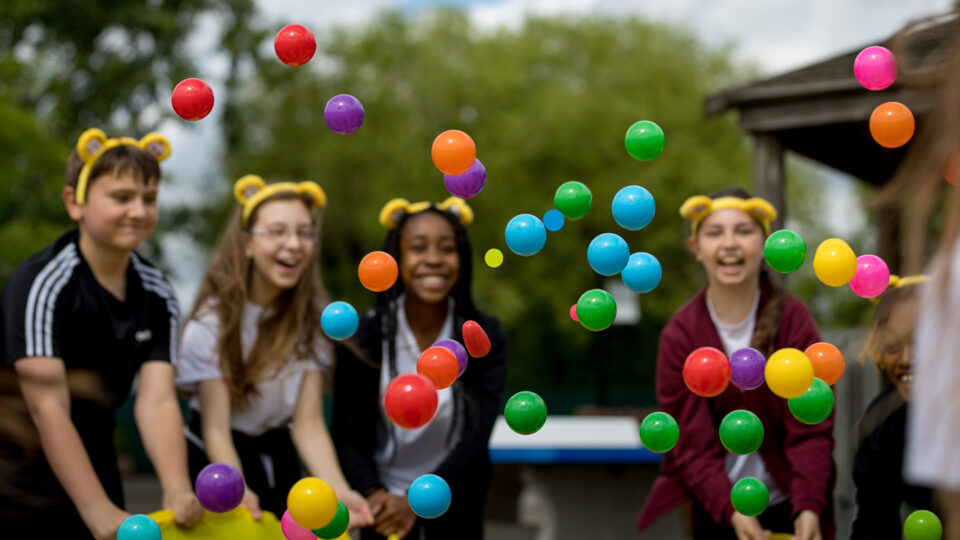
left=730, top=347, right=766, bottom=390
left=195, top=462, right=244, bottom=513
left=443, top=159, right=486, bottom=199
left=434, top=339, right=468, bottom=377
left=324, top=94, right=364, bottom=135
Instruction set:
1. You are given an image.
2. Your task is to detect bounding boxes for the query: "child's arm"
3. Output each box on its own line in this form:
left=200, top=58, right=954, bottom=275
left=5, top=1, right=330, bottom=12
left=291, top=369, right=374, bottom=528
left=15, top=356, right=128, bottom=540
left=134, top=361, right=203, bottom=527
left=195, top=377, right=262, bottom=519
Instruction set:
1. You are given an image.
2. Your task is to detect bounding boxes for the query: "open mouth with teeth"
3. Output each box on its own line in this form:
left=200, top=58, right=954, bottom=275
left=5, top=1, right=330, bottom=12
left=897, top=373, right=913, bottom=384
left=276, top=258, right=301, bottom=271
left=415, top=275, right=450, bottom=289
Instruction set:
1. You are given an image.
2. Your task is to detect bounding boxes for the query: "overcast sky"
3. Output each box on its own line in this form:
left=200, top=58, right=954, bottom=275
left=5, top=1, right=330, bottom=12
left=157, top=0, right=954, bottom=299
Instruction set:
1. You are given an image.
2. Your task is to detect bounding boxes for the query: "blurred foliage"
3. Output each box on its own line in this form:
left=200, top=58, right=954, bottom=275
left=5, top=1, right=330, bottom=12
left=187, top=8, right=757, bottom=406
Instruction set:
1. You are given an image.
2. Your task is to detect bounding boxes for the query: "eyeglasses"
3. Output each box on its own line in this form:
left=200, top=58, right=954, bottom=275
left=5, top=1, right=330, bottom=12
left=248, top=228, right=315, bottom=244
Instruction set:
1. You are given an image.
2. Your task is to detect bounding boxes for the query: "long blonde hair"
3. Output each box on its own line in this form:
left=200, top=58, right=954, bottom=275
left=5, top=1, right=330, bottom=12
left=187, top=192, right=330, bottom=409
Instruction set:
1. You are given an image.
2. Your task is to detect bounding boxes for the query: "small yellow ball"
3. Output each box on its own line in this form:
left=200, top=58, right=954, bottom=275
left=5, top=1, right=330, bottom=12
left=485, top=248, right=504, bottom=268
left=813, top=238, right=857, bottom=287
left=287, top=477, right=337, bottom=530
left=765, top=348, right=815, bottom=399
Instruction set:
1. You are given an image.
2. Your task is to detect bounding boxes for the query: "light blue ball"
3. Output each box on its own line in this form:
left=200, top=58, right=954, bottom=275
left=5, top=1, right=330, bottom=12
left=408, top=474, right=452, bottom=519
left=117, top=514, right=161, bottom=540
left=321, top=301, right=359, bottom=340
left=505, top=214, right=547, bottom=256
left=622, top=252, right=662, bottom=293
left=612, top=185, right=655, bottom=231
left=543, top=209, right=565, bottom=232
left=587, top=233, right=630, bottom=276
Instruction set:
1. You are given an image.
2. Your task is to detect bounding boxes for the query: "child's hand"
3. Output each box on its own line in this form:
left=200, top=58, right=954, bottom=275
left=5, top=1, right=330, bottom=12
left=731, top=511, right=772, bottom=540
left=792, top=510, right=821, bottom=540
left=372, top=492, right=417, bottom=539
left=242, top=486, right=262, bottom=520
left=82, top=500, right=129, bottom=540
left=340, top=488, right=375, bottom=529
left=163, top=488, right=204, bottom=528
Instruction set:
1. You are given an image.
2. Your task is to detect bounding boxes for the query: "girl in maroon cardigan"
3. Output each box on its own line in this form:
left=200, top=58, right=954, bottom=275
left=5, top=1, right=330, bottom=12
left=636, top=188, right=836, bottom=540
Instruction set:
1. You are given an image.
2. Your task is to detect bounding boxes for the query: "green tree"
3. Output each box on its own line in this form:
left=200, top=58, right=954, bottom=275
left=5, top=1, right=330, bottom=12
left=201, top=9, right=755, bottom=407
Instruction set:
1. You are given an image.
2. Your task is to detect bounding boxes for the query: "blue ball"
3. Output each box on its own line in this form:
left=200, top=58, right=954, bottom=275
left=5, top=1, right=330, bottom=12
left=587, top=233, right=630, bottom=276
left=543, top=209, right=565, bottom=232
left=408, top=474, right=452, bottom=519
left=321, top=301, right=359, bottom=340
left=612, top=185, right=655, bottom=231
left=622, top=252, right=662, bottom=293
left=505, top=214, right=547, bottom=256
left=117, top=514, right=161, bottom=540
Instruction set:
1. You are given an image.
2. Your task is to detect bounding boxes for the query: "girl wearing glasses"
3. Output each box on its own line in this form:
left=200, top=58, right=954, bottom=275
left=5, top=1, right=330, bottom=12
left=851, top=277, right=933, bottom=538
left=173, top=176, right=374, bottom=527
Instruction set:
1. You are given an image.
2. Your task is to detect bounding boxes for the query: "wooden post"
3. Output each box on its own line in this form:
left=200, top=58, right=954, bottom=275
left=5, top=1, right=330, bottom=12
left=753, top=134, right=785, bottom=230
left=876, top=204, right=902, bottom=275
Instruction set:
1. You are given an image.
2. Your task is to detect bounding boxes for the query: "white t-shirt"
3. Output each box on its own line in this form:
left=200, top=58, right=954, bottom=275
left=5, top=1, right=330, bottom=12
left=706, top=293, right=787, bottom=506
left=906, top=240, right=960, bottom=489
left=375, top=296, right=461, bottom=496
left=175, top=301, right=330, bottom=437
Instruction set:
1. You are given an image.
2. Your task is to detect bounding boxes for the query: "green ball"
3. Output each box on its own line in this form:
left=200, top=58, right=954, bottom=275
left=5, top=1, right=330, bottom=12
left=719, top=409, right=764, bottom=455
left=730, top=477, right=769, bottom=517
left=788, top=377, right=834, bottom=425
left=904, top=509, right=943, bottom=540
left=312, top=499, right=349, bottom=539
left=763, top=230, right=807, bottom=273
left=554, top=181, right=593, bottom=219
left=576, top=289, right=617, bottom=332
left=639, top=412, right=679, bottom=453
left=504, top=391, right=547, bottom=435
left=624, top=120, right=665, bottom=161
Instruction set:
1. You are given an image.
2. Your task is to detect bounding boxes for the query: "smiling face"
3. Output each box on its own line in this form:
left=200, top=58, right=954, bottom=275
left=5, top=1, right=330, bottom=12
left=688, top=208, right=765, bottom=288
left=876, top=297, right=917, bottom=401
left=244, top=198, right=315, bottom=302
left=398, top=211, right=460, bottom=305
left=67, top=171, right=159, bottom=252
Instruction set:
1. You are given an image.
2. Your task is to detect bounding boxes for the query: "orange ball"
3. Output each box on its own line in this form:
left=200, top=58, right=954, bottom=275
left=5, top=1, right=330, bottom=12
left=945, top=153, right=959, bottom=186
left=358, top=251, right=398, bottom=292
left=417, top=346, right=459, bottom=389
left=431, top=130, right=476, bottom=175
left=869, top=101, right=915, bottom=148
left=804, top=342, right=845, bottom=386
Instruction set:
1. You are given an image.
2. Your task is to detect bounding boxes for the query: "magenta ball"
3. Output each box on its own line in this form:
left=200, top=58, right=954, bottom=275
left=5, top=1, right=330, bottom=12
left=434, top=338, right=469, bottom=377
left=849, top=254, right=890, bottom=298
left=281, top=510, right=318, bottom=540
left=854, top=46, right=897, bottom=91
left=194, top=462, right=244, bottom=513
left=443, top=159, right=486, bottom=199
left=324, top=94, right=364, bottom=135
left=730, top=347, right=766, bottom=391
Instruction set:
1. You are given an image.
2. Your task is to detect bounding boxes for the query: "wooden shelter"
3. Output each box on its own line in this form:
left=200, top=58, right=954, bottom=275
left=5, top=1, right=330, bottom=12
left=704, top=14, right=958, bottom=272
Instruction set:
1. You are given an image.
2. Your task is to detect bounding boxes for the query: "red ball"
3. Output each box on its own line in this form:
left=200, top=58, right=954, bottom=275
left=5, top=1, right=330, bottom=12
left=682, top=346, right=731, bottom=397
left=417, top=346, right=459, bottom=390
left=384, top=374, right=438, bottom=429
left=274, top=24, right=316, bottom=66
left=171, top=78, right=214, bottom=121
left=462, top=320, right=491, bottom=358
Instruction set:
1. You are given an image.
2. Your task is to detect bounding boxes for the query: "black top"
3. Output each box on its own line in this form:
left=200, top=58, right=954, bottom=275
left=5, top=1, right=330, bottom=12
left=332, top=306, right=508, bottom=498
left=850, top=384, right=933, bottom=539
left=0, top=229, right=180, bottom=512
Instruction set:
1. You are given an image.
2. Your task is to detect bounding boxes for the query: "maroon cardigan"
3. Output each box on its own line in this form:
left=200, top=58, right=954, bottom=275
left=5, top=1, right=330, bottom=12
left=636, top=286, right=836, bottom=538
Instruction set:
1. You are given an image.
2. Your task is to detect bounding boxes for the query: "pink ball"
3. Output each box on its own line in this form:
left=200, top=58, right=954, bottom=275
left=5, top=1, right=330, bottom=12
left=849, top=254, right=890, bottom=298
left=281, top=510, right=317, bottom=540
left=854, top=46, right=897, bottom=91
left=569, top=304, right=579, bottom=322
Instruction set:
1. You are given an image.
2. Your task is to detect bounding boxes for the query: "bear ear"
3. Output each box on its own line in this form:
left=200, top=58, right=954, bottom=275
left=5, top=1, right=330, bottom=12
left=139, top=133, right=172, bottom=162
left=234, top=175, right=266, bottom=204
left=379, top=198, right=412, bottom=228
left=679, top=195, right=714, bottom=220
left=297, top=181, right=327, bottom=208
left=438, top=197, right=473, bottom=226
left=744, top=198, right=778, bottom=223
left=77, top=128, right=108, bottom=163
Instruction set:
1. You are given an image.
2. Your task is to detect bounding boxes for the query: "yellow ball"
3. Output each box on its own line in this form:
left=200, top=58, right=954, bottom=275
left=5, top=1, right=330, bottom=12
left=813, top=238, right=856, bottom=287
left=485, top=248, right=504, bottom=268
left=765, top=348, right=814, bottom=399
left=287, top=477, right=337, bottom=530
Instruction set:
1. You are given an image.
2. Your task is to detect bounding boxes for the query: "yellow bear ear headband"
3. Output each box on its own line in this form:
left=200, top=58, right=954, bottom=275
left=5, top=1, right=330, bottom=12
left=379, top=197, right=473, bottom=229
left=75, top=128, right=172, bottom=205
left=680, top=195, right=778, bottom=236
left=233, top=175, right=327, bottom=227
